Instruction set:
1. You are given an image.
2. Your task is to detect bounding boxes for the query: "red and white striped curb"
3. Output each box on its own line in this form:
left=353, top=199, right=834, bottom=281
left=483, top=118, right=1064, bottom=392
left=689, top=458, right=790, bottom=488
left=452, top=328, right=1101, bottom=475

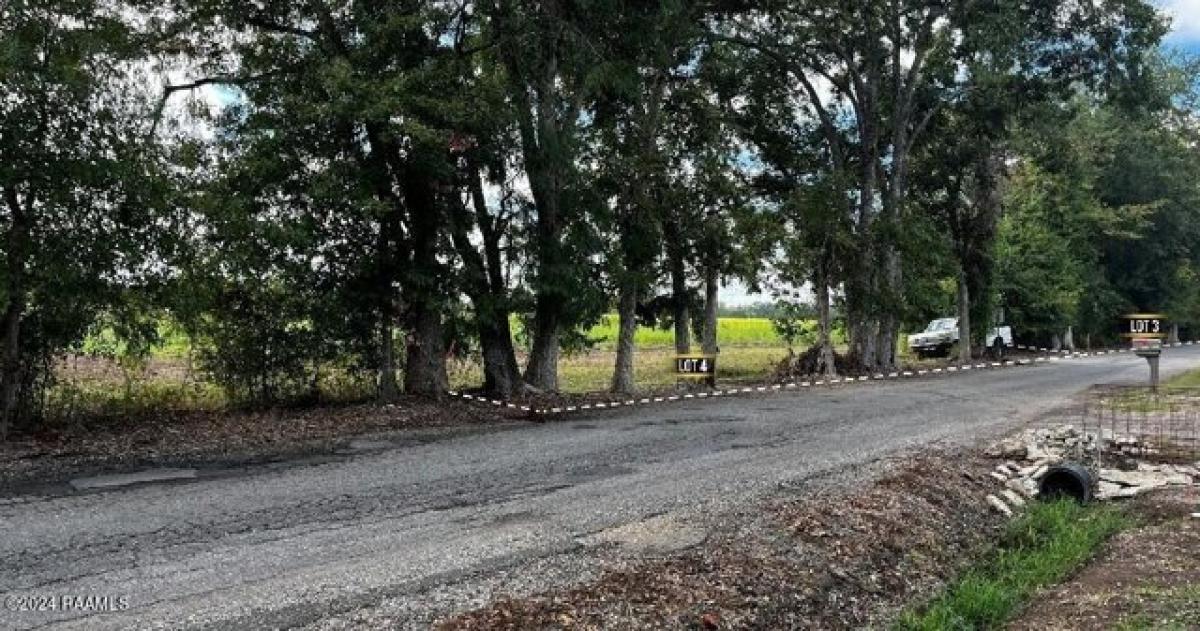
left=446, top=341, right=1196, bottom=417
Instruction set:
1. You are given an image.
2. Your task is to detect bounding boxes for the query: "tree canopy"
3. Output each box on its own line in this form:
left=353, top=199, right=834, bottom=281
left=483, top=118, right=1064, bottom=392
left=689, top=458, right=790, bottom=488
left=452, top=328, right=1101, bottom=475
left=1, top=0, right=1197, bottom=436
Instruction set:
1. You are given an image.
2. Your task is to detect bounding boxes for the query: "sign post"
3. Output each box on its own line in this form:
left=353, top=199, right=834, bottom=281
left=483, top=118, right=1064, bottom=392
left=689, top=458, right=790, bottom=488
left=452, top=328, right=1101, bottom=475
left=675, top=354, right=717, bottom=388
left=1132, top=338, right=1162, bottom=392
left=1122, top=314, right=1167, bottom=392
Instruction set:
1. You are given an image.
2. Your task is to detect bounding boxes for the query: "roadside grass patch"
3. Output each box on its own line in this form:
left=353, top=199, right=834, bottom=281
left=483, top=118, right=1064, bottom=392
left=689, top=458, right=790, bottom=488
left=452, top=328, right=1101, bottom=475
left=553, top=346, right=789, bottom=393
left=895, top=499, right=1130, bottom=630
left=1165, top=366, right=1200, bottom=388
left=1105, top=368, right=1200, bottom=413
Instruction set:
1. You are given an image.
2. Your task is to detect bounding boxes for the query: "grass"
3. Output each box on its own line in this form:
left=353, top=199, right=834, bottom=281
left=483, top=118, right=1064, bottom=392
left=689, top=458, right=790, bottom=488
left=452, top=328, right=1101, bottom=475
left=1165, top=366, right=1200, bottom=388
left=45, top=376, right=227, bottom=421
left=895, top=499, right=1130, bottom=631
left=1100, top=366, right=1200, bottom=414
left=558, top=345, right=789, bottom=393
left=446, top=345, right=795, bottom=394
left=61, top=314, right=874, bottom=412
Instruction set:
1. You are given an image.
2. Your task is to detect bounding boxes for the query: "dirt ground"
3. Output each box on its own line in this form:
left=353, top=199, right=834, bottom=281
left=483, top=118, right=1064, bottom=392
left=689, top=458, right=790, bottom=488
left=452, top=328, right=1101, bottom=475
left=436, top=456, right=1200, bottom=631
left=438, top=453, right=1009, bottom=630
left=1010, top=486, right=1200, bottom=630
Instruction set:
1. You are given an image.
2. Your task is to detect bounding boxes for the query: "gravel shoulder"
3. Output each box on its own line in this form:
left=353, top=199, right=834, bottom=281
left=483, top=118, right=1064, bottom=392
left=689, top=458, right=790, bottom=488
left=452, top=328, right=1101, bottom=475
left=432, top=451, right=1008, bottom=630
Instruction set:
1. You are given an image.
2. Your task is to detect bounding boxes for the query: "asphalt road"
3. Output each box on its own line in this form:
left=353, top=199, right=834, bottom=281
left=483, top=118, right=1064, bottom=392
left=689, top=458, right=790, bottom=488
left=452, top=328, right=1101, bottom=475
left=2, top=347, right=1198, bottom=630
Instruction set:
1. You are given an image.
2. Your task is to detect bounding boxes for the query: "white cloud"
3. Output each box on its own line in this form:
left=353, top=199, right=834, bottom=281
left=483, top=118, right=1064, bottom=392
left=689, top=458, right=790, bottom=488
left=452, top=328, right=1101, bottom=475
left=1157, top=0, right=1200, bottom=44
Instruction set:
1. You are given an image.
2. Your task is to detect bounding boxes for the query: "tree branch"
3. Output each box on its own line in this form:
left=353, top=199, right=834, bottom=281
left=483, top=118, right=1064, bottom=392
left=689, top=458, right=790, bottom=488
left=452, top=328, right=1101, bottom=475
left=147, top=73, right=275, bottom=138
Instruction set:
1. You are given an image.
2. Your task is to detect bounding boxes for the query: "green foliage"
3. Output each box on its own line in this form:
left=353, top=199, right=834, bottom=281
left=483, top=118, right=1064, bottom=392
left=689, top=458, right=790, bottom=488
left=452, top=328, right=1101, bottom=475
left=1165, top=367, right=1200, bottom=388
left=185, top=283, right=324, bottom=405
left=995, top=163, right=1088, bottom=340
left=896, top=499, right=1130, bottom=630
left=770, top=301, right=816, bottom=350
left=995, top=73, right=1200, bottom=346
left=1, top=0, right=1194, bottom=430
left=0, top=0, right=174, bottom=429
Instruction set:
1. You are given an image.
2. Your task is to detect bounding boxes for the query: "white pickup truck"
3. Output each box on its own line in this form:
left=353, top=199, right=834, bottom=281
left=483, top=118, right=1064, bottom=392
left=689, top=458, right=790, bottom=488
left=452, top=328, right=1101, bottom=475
left=907, top=317, right=1014, bottom=358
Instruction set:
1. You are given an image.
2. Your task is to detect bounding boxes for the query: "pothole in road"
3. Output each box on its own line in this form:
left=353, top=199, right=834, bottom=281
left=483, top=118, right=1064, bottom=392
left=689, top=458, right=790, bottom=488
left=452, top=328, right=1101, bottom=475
left=580, top=514, right=708, bottom=557
left=69, top=468, right=198, bottom=490
left=662, top=416, right=746, bottom=425
left=346, top=438, right=394, bottom=451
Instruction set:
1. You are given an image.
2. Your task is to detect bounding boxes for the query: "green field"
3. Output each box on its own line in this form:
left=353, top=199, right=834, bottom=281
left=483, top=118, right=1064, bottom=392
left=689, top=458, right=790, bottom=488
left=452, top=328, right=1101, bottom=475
left=562, top=314, right=786, bottom=350
left=116, top=315, right=787, bottom=359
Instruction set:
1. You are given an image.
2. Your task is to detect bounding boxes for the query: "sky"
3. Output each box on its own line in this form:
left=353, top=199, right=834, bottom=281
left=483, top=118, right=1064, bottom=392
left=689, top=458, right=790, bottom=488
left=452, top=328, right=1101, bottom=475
left=1157, top=0, right=1200, bottom=54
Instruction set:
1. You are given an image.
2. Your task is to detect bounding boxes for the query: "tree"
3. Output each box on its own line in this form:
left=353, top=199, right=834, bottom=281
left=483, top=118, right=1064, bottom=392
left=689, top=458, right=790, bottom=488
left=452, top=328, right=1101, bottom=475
left=731, top=39, right=851, bottom=376
left=163, top=1, right=472, bottom=398
left=0, top=0, right=169, bottom=437
left=435, top=34, right=530, bottom=398
left=716, top=0, right=1164, bottom=370
left=997, top=53, right=1200, bottom=348
left=487, top=0, right=610, bottom=392
left=585, top=2, right=695, bottom=394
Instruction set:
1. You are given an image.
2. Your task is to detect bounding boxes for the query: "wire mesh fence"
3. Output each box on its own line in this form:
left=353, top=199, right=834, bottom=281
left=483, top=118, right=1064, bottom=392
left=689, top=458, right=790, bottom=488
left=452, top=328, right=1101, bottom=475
left=1073, top=385, right=1200, bottom=465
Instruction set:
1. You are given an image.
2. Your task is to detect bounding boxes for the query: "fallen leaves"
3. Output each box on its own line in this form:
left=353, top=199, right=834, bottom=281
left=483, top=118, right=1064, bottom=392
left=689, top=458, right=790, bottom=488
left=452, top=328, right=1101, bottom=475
left=439, top=454, right=1007, bottom=630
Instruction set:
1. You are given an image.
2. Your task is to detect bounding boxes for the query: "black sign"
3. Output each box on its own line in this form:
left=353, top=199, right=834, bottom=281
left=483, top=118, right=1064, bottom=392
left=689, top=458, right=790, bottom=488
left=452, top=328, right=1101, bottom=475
left=676, top=356, right=716, bottom=375
left=1121, top=313, right=1167, bottom=339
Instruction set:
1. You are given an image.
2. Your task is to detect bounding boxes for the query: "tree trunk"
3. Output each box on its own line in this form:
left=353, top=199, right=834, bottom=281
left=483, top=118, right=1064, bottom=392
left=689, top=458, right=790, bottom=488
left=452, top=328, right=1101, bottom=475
left=1168, top=322, right=1180, bottom=345
left=611, top=282, right=638, bottom=393
left=814, top=259, right=836, bottom=377
left=850, top=314, right=878, bottom=370
left=664, top=218, right=690, bottom=354
left=0, top=188, right=27, bottom=440
left=478, top=317, right=521, bottom=396
left=876, top=313, right=898, bottom=371
left=851, top=93, right=881, bottom=370
left=379, top=315, right=399, bottom=401
left=505, top=29, right=570, bottom=393
left=957, top=269, right=972, bottom=363
left=875, top=245, right=901, bottom=371
left=0, top=286, right=22, bottom=439
left=525, top=310, right=559, bottom=391
left=846, top=245, right=878, bottom=369
left=1051, top=333, right=1062, bottom=351
left=399, top=163, right=448, bottom=397
left=449, top=168, right=522, bottom=397
left=702, top=264, right=719, bottom=355
left=522, top=167, right=563, bottom=392
left=1062, top=326, right=1074, bottom=352
left=403, top=301, right=448, bottom=397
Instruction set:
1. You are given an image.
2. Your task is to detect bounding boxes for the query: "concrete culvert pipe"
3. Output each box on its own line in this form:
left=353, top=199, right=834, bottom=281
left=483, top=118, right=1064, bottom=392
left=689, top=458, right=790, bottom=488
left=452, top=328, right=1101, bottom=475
left=1038, top=463, right=1094, bottom=504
